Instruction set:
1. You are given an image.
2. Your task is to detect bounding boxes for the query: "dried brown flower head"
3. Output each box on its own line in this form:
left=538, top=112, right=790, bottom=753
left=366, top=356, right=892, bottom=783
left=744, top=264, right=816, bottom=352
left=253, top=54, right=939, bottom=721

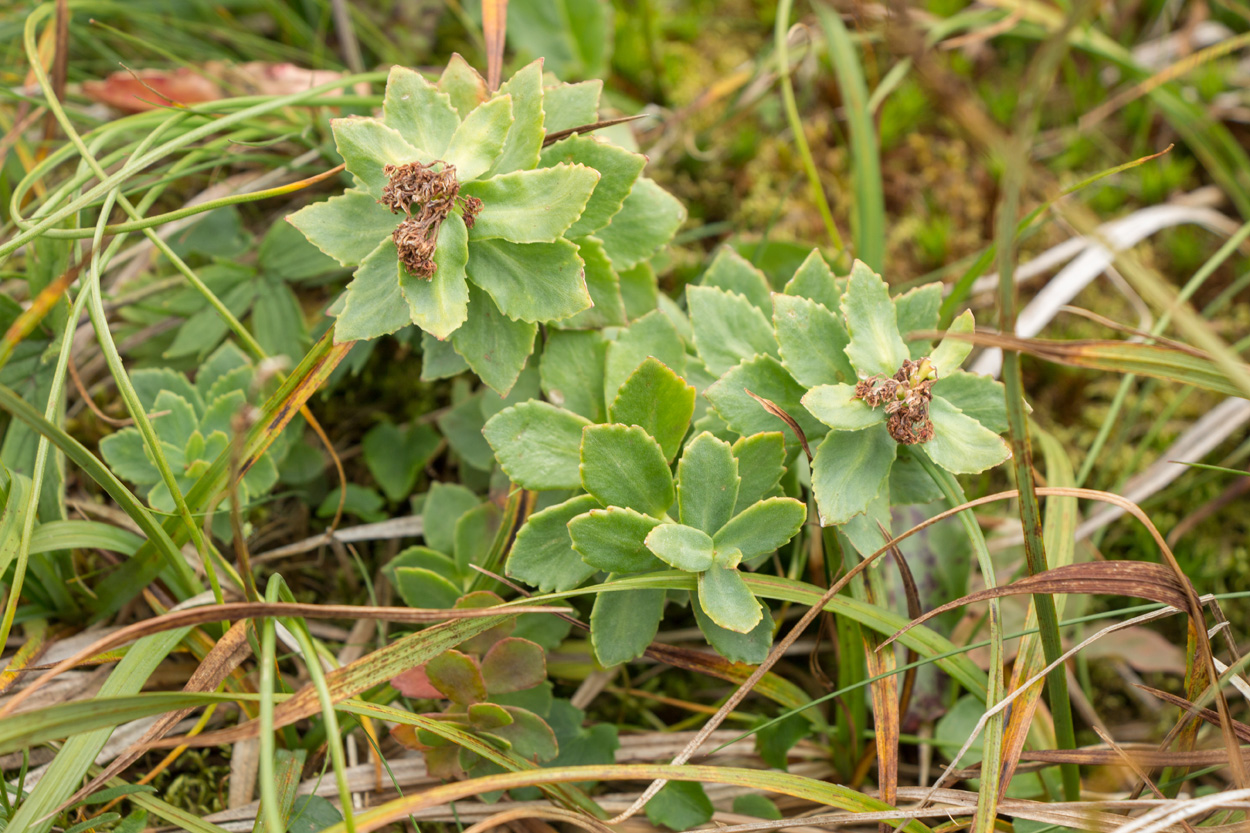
left=379, top=161, right=485, bottom=280
left=854, top=357, right=938, bottom=445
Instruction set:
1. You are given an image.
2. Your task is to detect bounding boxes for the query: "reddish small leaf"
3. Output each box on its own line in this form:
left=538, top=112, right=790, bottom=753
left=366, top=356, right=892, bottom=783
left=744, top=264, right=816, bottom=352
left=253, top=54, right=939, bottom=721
left=390, top=664, right=442, bottom=700
left=425, top=650, right=487, bottom=704
left=481, top=637, right=546, bottom=694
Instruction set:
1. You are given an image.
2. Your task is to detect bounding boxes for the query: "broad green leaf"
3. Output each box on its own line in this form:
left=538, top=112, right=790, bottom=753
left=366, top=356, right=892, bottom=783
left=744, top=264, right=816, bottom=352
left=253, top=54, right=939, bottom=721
left=363, top=421, right=440, bottom=502
left=773, top=294, right=855, bottom=386
left=422, top=331, right=470, bottom=379
left=644, top=523, right=715, bottom=572
left=259, top=217, right=339, bottom=280
left=451, top=284, right=537, bottom=396
left=493, top=706, right=559, bottom=761
left=436, top=393, right=496, bottom=470
left=463, top=165, right=600, bottom=243
left=933, top=370, right=1009, bottom=434
left=199, top=390, right=245, bottom=440
left=286, top=190, right=396, bottom=267
left=99, top=429, right=159, bottom=485
left=252, top=279, right=307, bottom=362
left=889, top=448, right=944, bottom=505
left=382, top=65, right=460, bottom=157
left=507, top=0, right=614, bottom=79
left=194, top=344, right=247, bottom=403
left=540, top=136, right=645, bottom=237
left=317, top=482, right=385, bottom=523
left=454, top=501, right=503, bottom=573
left=394, top=566, right=462, bottom=609
left=555, top=236, right=627, bottom=329
left=619, top=261, right=659, bottom=320
left=401, top=212, right=470, bottom=339
left=691, top=594, right=772, bottom=665
left=731, top=432, right=785, bottom=514
left=486, top=61, right=544, bottom=177
left=444, top=95, right=514, bottom=182
left=784, top=249, right=841, bottom=309
left=580, top=424, right=673, bottom=517
left=603, top=310, right=685, bottom=405
left=439, top=54, right=488, bottom=117
left=894, top=283, right=942, bottom=359
left=607, top=358, right=695, bottom=462
left=482, top=638, right=546, bottom=694
left=596, top=177, right=686, bottom=271
left=734, top=794, right=783, bottom=819
left=698, top=564, right=762, bottom=633
left=688, top=285, right=779, bottom=376
left=713, top=497, right=805, bottom=561
left=701, top=248, right=771, bottom=311
left=385, top=546, right=460, bottom=584
left=590, top=584, right=664, bottom=666
left=801, top=383, right=886, bottom=431
left=426, top=650, right=488, bottom=704
left=467, top=237, right=590, bottom=323
left=841, top=261, right=908, bottom=377
left=484, top=401, right=590, bottom=489
left=810, top=422, right=896, bottom=526
left=756, top=712, right=812, bottom=770
left=930, top=309, right=975, bottom=373
left=568, top=506, right=664, bottom=573
left=151, top=391, right=197, bottom=450
left=480, top=364, right=542, bottom=421
left=333, top=240, right=412, bottom=342
left=924, top=396, right=1011, bottom=474
left=508, top=494, right=600, bottom=592
left=332, top=117, right=431, bottom=198
left=540, top=330, right=608, bottom=422
left=423, top=481, right=480, bottom=555
left=703, top=355, right=824, bottom=443
left=676, top=432, right=739, bottom=534
left=646, top=781, right=714, bottom=832
left=542, top=80, right=602, bottom=132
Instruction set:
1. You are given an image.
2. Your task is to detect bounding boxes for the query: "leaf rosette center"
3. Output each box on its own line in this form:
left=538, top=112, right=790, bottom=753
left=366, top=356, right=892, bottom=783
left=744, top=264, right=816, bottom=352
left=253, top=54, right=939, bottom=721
left=854, top=356, right=937, bottom=445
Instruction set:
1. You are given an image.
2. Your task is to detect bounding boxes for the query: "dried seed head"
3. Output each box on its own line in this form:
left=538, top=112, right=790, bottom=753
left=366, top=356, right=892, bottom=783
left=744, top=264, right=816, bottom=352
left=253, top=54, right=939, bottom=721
left=381, top=161, right=484, bottom=280
left=394, top=218, right=438, bottom=278
left=854, top=356, right=938, bottom=445
left=461, top=195, right=483, bottom=229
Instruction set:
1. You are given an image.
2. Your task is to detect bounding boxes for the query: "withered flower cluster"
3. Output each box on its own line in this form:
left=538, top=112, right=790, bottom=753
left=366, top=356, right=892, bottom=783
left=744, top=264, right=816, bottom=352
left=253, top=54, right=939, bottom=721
left=854, top=357, right=937, bottom=445
left=379, top=161, right=483, bottom=279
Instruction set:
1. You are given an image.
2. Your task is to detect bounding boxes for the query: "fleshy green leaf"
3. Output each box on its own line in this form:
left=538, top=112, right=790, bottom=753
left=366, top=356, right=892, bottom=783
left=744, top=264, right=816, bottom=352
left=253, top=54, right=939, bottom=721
left=539, top=329, right=608, bottom=422
left=692, top=592, right=772, bottom=665
left=286, top=190, right=396, bottom=267
left=580, top=423, right=673, bottom=517
left=382, top=65, right=460, bottom=157
left=540, top=136, right=645, bottom=237
left=801, top=383, right=886, bottom=431
left=99, top=429, right=160, bottom=485
left=422, top=331, right=470, bottom=379
left=810, top=422, right=896, bottom=526
left=152, top=391, right=197, bottom=450
left=466, top=237, right=590, bottom=323
left=784, top=249, right=842, bottom=309
left=676, top=432, right=739, bottom=534
left=698, top=564, right=762, bottom=633
left=841, top=260, right=908, bottom=377
left=507, top=0, right=613, bottom=79
left=890, top=447, right=944, bottom=505
left=619, top=261, right=659, bottom=320
left=493, top=706, right=559, bottom=761
left=463, top=164, right=599, bottom=243
left=933, top=370, right=1009, bottom=434
left=687, top=285, right=779, bottom=376
left=555, top=236, right=627, bottom=329
left=481, top=638, right=546, bottom=694
left=701, top=248, right=771, bottom=312
left=590, top=584, right=665, bottom=666
left=444, top=95, right=514, bottom=182
left=423, top=481, right=480, bottom=555
left=439, top=54, right=488, bottom=117
left=394, top=566, right=463, bottom=610
left=924, top=395, right=1011, bottom=474
left=644, top=523, right=715, bottom=572
left=714, top=496, right=805, bottom=562
left=703, top=355, right=825, bottom=443
left=453, top=502, right=503, bottom=573
left=930, top=309, right=975, bottom=373
left=483, top=401, right=590, bottom=490
left=451, top=283, right=537, bottom=396
left=485, top=61, right=545, bottom=177
left=333, top=240, right=412, bottom=342
left=425, top=650, right=487, bottom=704
left=596, top=177, right=686, bottom=271
left=603, top=309, right=685, bottom=405
left=894, top=283, right=942, bottom=359
left=607, top=358, right=695, bottom=463
left=332, top=117, right=430, bottom=198
left=363, top=421, right=441, bottom=502
left=541, top=80, right=602, bottom=132
left=401, top=212, right=470, bottom=339
left=731, top=432, right=786, bottom=514
left=508, top=494, right=600, bottom=592
left=773, top=293, right=855, bottom=386
left=568, top=506, right=664, bottom=573
left=645, top=781, right=714, bottom=832
left=436, top=393, right=496, bottom=470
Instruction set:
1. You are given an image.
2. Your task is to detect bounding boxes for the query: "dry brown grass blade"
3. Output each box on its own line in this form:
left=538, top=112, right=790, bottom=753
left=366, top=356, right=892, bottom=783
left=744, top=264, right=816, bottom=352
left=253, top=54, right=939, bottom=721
left=1010, top=746, right=1245, bottom=768
left=0, top=620, right=50, bottom=695
left=1136, top=684, right=1250, bottom=744
left=46, top=620, right=253, bottom=818
left=482, top=0, right=507, bottom=92
left=462, top=806, right=615, bottom=833
left=0, top=601, right=567, bottom=720
left=881, top=561, right=1195, bottom=649
left=542, top=115, right=650, bottom=147
left=746, top=389, right=812, bottom=460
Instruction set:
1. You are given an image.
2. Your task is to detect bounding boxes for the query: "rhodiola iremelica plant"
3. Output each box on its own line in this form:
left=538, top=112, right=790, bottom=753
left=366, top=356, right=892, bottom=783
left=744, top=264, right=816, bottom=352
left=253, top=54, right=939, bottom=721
left=289, top=56, right=684, bottom=396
